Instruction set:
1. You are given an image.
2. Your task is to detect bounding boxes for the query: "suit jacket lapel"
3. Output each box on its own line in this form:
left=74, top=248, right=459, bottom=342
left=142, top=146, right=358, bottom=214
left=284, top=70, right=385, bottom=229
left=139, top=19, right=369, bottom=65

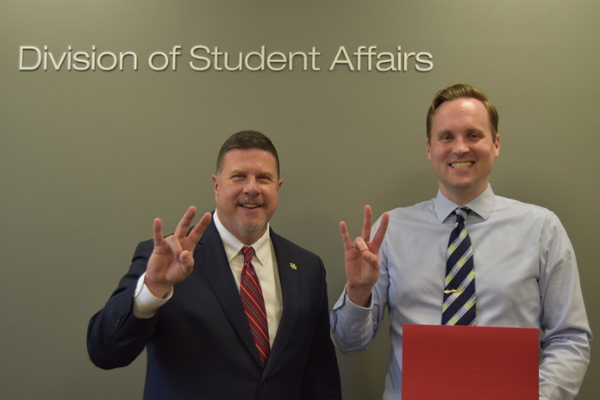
left=264, top=230, right=300, bottom=375
left=194, top=220, right=261, bottom=365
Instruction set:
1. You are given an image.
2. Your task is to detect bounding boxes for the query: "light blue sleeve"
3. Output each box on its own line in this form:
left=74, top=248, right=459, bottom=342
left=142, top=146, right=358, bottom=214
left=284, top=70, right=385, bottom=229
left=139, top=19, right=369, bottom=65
left=537, top=212, right=592, bottom=400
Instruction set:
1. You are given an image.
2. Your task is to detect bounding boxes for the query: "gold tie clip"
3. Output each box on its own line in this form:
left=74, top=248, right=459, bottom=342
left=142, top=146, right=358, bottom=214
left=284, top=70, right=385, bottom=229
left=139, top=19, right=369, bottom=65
left=444, top=289, right=461, bottom=294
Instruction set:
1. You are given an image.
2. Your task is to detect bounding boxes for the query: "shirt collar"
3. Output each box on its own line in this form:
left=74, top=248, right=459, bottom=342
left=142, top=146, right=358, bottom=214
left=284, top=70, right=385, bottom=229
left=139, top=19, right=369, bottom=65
left=434, top=184, right=496, bottom=223
left=213, top=211, right=271, bottom=266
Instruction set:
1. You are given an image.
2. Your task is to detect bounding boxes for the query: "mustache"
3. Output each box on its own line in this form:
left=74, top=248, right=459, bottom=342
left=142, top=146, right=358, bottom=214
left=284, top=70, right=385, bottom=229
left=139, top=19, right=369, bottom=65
left=238, top=197, right=264, bottom=206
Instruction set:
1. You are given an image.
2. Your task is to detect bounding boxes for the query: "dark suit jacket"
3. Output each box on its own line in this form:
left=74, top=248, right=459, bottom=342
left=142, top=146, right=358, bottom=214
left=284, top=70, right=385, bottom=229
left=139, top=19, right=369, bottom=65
left=87, top=219, right=341, bottom=400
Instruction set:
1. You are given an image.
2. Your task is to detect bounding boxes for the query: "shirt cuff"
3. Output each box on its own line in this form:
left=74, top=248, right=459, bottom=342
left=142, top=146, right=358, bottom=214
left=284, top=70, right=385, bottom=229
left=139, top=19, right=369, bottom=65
left=344, top=292, right=374, bottom=310
left=330, top=287, right=375, bottom=353
left=133, top=273, right=173, bottom=319
left=332, top=286, right=373, bottom=321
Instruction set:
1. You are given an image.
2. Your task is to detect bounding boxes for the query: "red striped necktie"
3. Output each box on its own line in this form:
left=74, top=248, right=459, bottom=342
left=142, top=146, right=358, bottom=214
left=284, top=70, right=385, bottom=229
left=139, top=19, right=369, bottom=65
left=240, top=246, right=270, bottom=367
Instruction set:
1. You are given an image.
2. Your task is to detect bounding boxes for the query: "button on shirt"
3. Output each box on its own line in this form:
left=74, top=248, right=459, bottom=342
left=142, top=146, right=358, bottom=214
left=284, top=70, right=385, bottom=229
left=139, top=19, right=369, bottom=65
left=330, top=185, right=591, bottom=400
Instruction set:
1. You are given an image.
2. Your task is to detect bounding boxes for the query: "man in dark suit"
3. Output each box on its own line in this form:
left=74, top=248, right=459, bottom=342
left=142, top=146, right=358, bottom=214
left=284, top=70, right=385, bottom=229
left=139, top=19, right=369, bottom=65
left=87, top=130, right=341, bottom=400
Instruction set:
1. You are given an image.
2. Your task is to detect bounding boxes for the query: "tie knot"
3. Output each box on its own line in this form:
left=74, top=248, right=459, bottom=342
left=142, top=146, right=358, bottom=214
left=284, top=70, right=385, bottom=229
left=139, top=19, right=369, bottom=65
left=242, top=246, right=255, bottom=263
left=454, top=207, right=471, bottom=223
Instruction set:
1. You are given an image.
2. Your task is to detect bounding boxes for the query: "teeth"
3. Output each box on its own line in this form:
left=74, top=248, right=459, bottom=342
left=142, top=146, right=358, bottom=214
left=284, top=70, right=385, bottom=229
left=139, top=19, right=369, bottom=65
left=451, top=162, right=473, bottom=169
left=242, top=204, right=259, bottom=208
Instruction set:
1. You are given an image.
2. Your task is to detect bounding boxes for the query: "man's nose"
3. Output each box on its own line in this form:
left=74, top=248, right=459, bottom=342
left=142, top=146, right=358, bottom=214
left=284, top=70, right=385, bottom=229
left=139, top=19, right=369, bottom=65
left=452, top=138, right=469, bottom=154
left=243, top=177, right=260, bottom=195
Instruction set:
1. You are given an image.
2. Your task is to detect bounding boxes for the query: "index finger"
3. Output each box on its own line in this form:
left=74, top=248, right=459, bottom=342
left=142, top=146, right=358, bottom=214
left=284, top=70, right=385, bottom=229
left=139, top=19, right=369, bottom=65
left=153, top=218, right=165, bottom=247
left=361, top=205, right=373, bottom=241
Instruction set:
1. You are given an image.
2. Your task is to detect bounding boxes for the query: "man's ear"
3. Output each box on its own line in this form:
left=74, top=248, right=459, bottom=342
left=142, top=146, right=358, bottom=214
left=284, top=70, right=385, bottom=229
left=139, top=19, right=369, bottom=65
left=426, top=138, right=432, bottom=161
left=494, top=134, right=501, bottom=158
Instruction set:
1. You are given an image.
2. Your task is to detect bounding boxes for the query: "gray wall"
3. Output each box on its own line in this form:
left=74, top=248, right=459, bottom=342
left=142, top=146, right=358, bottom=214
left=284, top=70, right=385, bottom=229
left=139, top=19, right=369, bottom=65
left=1, top=1, right=598, bottom=398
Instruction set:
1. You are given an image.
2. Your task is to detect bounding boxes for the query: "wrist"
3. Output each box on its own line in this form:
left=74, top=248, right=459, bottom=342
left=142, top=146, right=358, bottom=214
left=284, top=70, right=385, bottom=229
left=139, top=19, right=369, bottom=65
left=346, top=283, right=372, bottom=307
left=144, top=278, right=172, bottom=299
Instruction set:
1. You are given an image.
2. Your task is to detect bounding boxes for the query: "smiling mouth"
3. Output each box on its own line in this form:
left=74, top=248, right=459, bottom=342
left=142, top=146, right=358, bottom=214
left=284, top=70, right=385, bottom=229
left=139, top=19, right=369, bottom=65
left=450, top=162, right=474, bottom=169
left=241, top=204, right=261, bottom=209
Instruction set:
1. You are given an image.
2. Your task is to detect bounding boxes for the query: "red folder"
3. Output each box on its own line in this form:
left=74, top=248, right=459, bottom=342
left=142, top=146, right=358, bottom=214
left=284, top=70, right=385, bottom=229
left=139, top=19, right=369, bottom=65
left=402, top=324, right=539, bottom=400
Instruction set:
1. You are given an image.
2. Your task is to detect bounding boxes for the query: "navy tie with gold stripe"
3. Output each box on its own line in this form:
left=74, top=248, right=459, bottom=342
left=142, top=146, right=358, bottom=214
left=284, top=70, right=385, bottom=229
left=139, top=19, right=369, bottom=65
left=442, top=207, right=476, bottom=326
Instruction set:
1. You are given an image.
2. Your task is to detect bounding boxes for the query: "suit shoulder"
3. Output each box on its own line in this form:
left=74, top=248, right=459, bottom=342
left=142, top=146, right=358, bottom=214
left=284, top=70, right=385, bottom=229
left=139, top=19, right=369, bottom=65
left=270, top=230, right=322, bottom=263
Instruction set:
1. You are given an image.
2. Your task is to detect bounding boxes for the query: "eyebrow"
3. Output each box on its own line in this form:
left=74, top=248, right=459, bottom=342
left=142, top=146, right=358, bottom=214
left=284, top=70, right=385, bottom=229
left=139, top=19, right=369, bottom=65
left=465, top=127, right=485, bottom=134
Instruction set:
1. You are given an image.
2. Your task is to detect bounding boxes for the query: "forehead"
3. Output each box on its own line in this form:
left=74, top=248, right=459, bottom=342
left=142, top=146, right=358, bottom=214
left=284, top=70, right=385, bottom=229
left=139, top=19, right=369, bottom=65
left=431, top=98, right=491, bottom=133
left=220, top=148, right=278, bottom=173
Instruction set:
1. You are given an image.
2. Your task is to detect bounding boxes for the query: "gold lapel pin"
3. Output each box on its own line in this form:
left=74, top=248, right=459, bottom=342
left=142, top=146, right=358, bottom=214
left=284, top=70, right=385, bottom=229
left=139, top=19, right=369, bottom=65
left=290, top=263, right=297, bottom=270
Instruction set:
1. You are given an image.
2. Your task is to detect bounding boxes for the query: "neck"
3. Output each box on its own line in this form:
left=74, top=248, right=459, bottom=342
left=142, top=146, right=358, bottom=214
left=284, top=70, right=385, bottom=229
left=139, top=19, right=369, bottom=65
left=440, top=185, right=487, bottom=206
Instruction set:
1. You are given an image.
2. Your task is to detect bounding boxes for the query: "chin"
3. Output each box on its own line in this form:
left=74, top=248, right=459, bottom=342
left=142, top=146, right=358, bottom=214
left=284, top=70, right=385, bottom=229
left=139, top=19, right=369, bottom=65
left=234, top=219, right=267, bottom=236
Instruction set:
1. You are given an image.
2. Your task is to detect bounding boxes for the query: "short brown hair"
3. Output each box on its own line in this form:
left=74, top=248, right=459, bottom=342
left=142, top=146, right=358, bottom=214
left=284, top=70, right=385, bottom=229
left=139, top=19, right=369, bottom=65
left=426, top=84, right=499, bottom=140
left=216, top=130, right=280, bottom=177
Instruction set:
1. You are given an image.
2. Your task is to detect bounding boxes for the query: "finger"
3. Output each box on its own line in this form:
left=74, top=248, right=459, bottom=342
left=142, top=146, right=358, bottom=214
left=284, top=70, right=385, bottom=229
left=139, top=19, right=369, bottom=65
left=165, top=234, right=184, bottom=260
left=371, top=212, right=390, bottom=247
left=362, top=250, right=379, bottom=266
left=153, top=218, right=165, bottom=247
left=179, top=250, right=194, bottom=276
left=187, top=212, right=212, bottom=244
left=353, top=236, right=369, bottom=253
left=174, top=206, right=197, bottom=238
left=361, top=205, right=373, bottom=241
left=340, top=221, right=354, bottom=251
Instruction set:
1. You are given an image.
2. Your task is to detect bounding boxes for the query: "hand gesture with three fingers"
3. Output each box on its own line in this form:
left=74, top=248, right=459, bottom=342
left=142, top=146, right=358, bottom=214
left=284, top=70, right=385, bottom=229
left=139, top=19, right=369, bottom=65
left=144, top=206, right=212, bottom=298
left=340, top=205, right=389, bottom=307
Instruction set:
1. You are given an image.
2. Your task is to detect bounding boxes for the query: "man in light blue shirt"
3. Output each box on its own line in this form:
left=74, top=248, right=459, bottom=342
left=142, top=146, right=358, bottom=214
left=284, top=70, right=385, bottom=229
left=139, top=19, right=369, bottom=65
left=330, top=84, right=591, bottom=400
